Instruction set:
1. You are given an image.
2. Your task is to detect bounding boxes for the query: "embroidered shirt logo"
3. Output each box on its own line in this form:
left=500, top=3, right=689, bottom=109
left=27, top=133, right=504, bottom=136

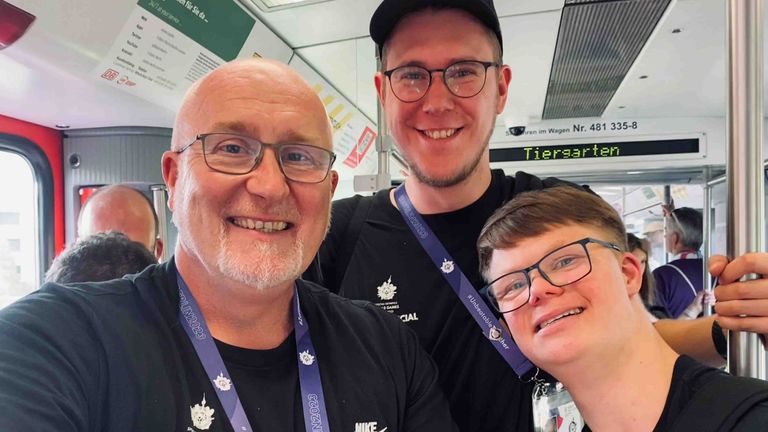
left=440, top=259, right=455, bottom=274
left=488, top=325, right=503, bottom=341
left=354, top=421, right=387, bottom=432
left=213, top=372, right=231, bottom=391
left=376, top=276, right=397, bottom=301
left=190, top=394, right=215, bottom=430
left=299, top=350, right=315, bottom=366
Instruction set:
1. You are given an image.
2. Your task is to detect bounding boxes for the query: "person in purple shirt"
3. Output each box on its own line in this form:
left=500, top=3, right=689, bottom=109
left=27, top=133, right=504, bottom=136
left=653, top=207, right=704, bottom=318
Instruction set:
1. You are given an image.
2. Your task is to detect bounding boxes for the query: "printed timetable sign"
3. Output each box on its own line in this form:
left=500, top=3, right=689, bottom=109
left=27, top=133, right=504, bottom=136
left=93, top=0, right=292, bottom=110
left=137, top=0, right=254, bottom=61
left=489, top=138, right=700, bottom=162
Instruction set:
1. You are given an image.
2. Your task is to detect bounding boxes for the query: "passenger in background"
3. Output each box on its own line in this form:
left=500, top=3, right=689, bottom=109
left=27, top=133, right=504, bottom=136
left=627, top=232, right=668, bottom=320
left=654, top=207, right=704, bottom=318
left=627, top=233, right=656, bottom=306
left=0, top=58, right=455, bottom=431
left=479, top=187, right=768, bottom=431
left=44, top=232, right=156, bottom=284
left=78, top=184, right=163, bottom=260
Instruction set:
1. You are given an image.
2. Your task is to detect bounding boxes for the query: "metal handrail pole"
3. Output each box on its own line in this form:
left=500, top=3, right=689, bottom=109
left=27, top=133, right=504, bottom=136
left=702, top=167, right=713, bottom=317
left=726, top=0, right=766, bottom=379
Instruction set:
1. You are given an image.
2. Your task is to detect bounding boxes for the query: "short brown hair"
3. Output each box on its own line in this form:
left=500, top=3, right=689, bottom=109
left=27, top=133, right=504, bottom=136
left=477, top=186, right=627, bottom=280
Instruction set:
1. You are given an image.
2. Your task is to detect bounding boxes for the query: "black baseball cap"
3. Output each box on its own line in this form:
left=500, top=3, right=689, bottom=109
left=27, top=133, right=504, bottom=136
left=369, top=0, right=503, bottom=58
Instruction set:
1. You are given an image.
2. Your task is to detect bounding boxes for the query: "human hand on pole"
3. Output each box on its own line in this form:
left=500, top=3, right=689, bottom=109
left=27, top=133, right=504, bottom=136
left=661, top=200, right=675, bottom=217
left=709, top=253, right=768, bottom=346
left=680, top=290, right=716, bottom=320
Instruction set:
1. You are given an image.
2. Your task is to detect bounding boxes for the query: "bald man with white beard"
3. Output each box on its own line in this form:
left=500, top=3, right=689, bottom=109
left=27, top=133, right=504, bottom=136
left=0, top=58, right=456, bottom=432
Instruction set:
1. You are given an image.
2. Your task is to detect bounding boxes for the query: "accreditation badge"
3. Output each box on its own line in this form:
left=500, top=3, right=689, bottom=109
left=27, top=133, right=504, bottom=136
left=532, top=380, right=585, bottom=432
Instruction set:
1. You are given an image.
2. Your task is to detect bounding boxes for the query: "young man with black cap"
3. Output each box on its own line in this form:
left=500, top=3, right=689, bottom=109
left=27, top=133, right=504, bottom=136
left=307, top=1, right=768, bottom=431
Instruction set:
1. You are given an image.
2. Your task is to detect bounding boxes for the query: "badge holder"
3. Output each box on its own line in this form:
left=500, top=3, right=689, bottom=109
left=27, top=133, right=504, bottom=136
left=530, top=369, right=585, bottom=432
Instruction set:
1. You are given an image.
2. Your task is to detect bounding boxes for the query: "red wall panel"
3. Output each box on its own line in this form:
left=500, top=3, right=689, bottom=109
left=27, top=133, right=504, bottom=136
left=0, top=115, right=64, bottom=254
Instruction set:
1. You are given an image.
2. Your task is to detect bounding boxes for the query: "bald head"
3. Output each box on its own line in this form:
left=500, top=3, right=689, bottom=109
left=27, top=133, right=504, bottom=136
left=172, top=58, right=332, bottom=152
left=78, top=185, right=162, bottom=259
left=162, top=58, right=339, bottom=291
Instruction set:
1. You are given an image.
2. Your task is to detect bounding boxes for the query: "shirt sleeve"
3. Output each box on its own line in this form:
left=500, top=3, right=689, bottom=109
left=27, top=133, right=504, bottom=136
left=0, top=287, right=101, bottom=431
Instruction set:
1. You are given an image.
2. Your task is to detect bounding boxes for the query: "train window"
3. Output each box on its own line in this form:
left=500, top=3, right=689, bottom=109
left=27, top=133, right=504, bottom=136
left=604, top=184, right=704, bottom=269
left=0, top=151, right=38, bottom=308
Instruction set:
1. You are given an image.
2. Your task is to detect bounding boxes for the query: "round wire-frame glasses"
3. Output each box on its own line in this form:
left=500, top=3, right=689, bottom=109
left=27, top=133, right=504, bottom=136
left=383, top=60, right=499, bottom=103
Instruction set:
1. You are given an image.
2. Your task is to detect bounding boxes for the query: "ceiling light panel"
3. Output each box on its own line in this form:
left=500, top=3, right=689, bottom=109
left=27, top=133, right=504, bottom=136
left=543, top=0, right=671, bottom=119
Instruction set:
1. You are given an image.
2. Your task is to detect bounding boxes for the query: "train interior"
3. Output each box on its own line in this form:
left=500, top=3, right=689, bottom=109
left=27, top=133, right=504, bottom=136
left=1, top=0, right=767, bottom=368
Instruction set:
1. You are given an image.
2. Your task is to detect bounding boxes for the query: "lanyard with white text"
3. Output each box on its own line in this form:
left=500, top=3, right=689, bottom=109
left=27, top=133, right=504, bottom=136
left=177, top=273, right=331, bottom=432
left=394, top=185, right=535, bottom=377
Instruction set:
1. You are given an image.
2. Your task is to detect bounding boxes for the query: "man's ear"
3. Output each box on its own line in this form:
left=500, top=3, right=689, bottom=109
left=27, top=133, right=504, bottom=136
left=329, top=170, right=339, bottom=196
left=496, top=65, right=512, bottom=114
left=672, top=232, right=682, bottom=249
left=161, top=151, right=179, bottom=212
left=374, top=71, right=386, bottom=106
left=621, top=252, right=643, bottom=297
left=154, top=238, right=164, bottom=261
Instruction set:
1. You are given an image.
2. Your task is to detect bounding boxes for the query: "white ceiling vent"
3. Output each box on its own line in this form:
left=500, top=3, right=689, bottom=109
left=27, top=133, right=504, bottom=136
left=543, top=0, right=671, bottom=119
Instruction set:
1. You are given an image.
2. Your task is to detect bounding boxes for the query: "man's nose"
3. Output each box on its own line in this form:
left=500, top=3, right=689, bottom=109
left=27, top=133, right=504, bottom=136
left=245, top=148, right=290, bottom=200
left=421, top=72, right=455, bottom=113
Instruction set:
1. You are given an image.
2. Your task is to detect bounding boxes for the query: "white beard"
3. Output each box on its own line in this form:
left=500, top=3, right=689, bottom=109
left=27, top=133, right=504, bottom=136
left=215, top=229, right=305, bottom=291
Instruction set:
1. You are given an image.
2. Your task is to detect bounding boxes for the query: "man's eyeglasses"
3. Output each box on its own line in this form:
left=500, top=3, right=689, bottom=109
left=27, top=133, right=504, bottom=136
left=383, top=60, right=499, bottom=103
left=483, top=238, right=622, bottom=313
left=176, top=133, right=336, bottom=184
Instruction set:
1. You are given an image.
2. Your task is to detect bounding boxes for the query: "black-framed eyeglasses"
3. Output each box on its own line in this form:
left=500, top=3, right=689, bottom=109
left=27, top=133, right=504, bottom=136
left=383, top=60, right=499, bottom=103
left=176, top=133, right=336, bottom=184
left=483, top=238, right=622, bottom=313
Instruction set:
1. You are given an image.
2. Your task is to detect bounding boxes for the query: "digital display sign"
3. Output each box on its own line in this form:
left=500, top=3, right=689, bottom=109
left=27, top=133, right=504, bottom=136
left=490, top=138, right=700, bottom=162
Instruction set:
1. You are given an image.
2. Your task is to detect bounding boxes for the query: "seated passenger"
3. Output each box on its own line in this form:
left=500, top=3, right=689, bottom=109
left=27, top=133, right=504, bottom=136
left=45, top=231, right=157, bottom=284
left=477, top=187, right=768, bottom=431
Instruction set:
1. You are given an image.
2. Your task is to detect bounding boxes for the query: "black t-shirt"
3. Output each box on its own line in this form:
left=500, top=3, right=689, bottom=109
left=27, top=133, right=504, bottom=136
left=307, top=170, right=571, bottom=432
left=653, top=355, right=768, bottom=431
left=212, top=337, right=301, bottom=431
left=0, top=260, right=456, bottom=432
left=579, top=355, right=768, bottom=432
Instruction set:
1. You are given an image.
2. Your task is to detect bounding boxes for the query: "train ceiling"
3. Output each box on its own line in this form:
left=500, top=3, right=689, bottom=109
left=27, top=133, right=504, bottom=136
left=0, top=0, right=765, bottom=130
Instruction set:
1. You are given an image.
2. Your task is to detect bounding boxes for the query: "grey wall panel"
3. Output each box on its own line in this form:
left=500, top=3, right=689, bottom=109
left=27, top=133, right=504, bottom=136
left=63, top=127, right=172, bottom=246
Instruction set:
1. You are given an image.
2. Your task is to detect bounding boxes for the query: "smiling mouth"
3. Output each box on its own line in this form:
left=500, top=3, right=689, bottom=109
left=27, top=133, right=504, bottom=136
left=537, top=308, right=584, bottom=332
left=420, top=128, right=462, bottom=139
left=229, top=217, right=291, bottom=233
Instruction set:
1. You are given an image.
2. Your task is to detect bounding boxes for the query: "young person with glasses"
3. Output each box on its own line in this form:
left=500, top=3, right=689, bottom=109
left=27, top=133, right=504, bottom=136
left=307, top=0, right=768, bottom=431
left=478, top=186, right=768, bottom=431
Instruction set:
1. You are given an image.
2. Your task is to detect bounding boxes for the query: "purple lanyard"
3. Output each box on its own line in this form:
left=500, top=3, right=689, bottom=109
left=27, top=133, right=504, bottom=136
left=394, top=185, right=535, bottom=377
left=177, top=274, right=331, bottom=431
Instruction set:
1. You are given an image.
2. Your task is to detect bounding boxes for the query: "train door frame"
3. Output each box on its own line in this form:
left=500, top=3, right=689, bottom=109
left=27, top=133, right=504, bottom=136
left=0, top=133, right=56, bottom=282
